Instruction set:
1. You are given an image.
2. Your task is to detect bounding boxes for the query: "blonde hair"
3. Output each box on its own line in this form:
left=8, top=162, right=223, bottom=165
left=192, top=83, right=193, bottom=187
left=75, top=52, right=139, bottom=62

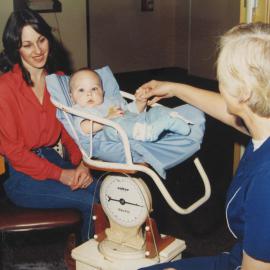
left=217, top=22, right=270, bottom=117
left=69, top=68, right=102, bottom=93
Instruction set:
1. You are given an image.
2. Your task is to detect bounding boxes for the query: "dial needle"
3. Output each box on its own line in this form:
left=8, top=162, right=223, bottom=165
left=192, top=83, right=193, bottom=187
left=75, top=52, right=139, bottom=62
left=106, top=195, right=143, bottom=207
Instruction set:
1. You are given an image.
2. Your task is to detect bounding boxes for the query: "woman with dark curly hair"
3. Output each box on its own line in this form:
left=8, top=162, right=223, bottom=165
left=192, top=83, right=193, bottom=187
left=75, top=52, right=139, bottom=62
left=0, top=9, right=98, bottom=242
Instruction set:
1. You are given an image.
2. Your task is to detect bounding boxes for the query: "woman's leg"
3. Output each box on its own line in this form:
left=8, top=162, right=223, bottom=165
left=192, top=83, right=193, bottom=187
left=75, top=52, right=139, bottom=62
left=4, top=148, right=99, bottom=241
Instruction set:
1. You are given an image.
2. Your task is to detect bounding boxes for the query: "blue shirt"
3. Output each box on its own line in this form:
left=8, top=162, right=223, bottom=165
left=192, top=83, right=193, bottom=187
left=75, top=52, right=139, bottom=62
left=226, top=137, right=270, bottom=262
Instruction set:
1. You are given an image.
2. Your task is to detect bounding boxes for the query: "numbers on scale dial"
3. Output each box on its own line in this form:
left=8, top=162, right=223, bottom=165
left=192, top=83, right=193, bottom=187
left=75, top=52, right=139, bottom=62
left=101, top=176, right=148, bottom=227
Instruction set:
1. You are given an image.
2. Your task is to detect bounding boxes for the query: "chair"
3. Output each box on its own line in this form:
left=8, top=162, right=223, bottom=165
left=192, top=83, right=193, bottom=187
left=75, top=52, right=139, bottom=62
left=46, top=67, right=211, bottom=215
left=0, top=155, right=81, bottom=270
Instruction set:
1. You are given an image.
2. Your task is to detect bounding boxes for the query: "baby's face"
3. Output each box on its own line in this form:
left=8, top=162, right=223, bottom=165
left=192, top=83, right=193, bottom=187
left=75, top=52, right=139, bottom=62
left=70, top=70, right=104, bottom=108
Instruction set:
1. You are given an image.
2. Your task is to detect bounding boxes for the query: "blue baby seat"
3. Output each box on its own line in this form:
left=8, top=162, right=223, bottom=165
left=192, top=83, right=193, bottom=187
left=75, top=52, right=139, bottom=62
left=46, top=66, right=211, bottom=214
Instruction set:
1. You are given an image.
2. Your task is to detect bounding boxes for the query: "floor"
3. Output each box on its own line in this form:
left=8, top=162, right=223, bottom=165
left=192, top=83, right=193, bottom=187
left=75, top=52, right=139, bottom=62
left=1, top=230, right=68, bottom=270
left=1, top=67, right=238, bottom=269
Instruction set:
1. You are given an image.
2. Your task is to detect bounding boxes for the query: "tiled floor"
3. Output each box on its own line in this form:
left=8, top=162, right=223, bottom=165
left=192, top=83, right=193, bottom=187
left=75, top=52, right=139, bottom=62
left=1, top=67, right=238, bottom=269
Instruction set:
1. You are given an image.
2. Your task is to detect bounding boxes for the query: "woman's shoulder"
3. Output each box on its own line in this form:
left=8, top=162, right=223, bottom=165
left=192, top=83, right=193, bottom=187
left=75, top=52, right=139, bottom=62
left=0, top=64, right=22, bottom=81
left=0, top=70, right=15, bottom=90
left=247, top=155, right=270, bottom=198
left=0, top=65, right=23, bottom=96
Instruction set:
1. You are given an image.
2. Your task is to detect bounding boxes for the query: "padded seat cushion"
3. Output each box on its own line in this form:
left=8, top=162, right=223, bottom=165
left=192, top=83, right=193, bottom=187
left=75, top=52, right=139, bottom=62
left=0, top=200, right=81, bottom=232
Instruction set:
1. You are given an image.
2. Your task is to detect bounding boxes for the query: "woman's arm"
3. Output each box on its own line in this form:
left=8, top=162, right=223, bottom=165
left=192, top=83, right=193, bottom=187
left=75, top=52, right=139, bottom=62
left=139, top=80, right=249, bottom=135
left=0, top=95, right=62, bottom=180
left=242, top=252, right=270, bottom=270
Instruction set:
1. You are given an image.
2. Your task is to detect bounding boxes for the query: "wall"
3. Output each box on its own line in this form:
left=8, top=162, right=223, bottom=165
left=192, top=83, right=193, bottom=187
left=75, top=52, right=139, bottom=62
left=0, top=0, right=87, bottom=70
left=240, top=0, right=270, bottom=23
left=173, top=0, right=189, bottom=69
left=88, top=0, right=240, bottom=78
left=0, top=1, right=13, bottom=51
left=88, top=0, right=188, bottom=73
left=188, top=0, right=240, bottom=80
left=42, top=0, right=87, bottom=70
left=0, top=1, right=241, bottom=79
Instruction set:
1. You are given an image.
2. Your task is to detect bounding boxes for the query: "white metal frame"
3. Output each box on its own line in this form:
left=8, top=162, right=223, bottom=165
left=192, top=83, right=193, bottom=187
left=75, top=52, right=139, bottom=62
left=51, top=91, right=211, bottom=214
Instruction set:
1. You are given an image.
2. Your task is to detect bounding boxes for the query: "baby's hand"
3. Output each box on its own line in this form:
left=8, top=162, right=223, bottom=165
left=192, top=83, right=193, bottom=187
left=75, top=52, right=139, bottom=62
left=135, top=87, right=151, bottom=103
left=135, top=87, right=151, bottom=112
left=107, top=106, right=124, bottom=119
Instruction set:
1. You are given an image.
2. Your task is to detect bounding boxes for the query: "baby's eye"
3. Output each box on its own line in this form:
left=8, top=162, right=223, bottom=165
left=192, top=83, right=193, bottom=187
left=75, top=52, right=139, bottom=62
left=91, top=87, right=98, bottom=91
left=78, top=88, right=85, bottom=93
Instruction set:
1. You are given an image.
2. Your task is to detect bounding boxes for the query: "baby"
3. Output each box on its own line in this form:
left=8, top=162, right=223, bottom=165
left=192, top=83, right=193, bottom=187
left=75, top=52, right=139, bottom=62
left=69, top=68, right=191, bottom=145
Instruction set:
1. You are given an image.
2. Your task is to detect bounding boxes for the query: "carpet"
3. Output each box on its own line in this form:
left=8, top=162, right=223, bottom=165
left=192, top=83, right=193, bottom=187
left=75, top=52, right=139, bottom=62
left=1, top=230, right=68, bottom=270
left=3, top=262, right=66, bottom=270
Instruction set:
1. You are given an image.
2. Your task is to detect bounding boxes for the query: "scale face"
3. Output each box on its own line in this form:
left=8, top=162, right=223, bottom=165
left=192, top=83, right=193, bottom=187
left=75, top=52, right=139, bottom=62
left=72, top=174, right=186, bottom=268
left=100, top=175, right=152, bottom=228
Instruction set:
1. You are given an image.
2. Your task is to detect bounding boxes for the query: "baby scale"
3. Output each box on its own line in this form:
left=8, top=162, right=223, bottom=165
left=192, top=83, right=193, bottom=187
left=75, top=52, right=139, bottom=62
left=47, top=71, right=211, bottom=269
left=71, top=155, right=210, bottom=270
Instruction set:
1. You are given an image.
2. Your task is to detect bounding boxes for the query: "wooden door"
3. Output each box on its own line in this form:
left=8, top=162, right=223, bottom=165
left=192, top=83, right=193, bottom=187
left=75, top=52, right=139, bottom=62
left=233, top=0, right=270, bottom=174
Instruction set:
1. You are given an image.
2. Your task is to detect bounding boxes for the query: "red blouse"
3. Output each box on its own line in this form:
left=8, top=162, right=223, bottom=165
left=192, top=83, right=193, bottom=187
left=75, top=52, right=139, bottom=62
left=0, top=64, right=82, bottom=180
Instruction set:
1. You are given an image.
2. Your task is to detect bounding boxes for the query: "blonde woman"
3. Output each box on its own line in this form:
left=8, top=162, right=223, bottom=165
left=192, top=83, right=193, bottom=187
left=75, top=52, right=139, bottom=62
left=138, top=23, right=270, bottom=270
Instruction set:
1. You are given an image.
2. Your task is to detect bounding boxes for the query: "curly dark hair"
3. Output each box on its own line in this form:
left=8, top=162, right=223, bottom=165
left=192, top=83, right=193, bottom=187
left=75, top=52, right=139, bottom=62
left=0, top=8, right=72, bottom=85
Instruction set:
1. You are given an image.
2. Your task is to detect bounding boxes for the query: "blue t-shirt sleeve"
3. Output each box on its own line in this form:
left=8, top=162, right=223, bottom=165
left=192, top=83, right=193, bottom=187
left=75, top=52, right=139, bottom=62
left=244, top=166, right=270, bottom=262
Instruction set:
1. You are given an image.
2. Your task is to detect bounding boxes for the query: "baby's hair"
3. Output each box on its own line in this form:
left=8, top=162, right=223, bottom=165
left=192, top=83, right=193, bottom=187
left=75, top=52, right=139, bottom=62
left=69, top=67, right=102, bottom=91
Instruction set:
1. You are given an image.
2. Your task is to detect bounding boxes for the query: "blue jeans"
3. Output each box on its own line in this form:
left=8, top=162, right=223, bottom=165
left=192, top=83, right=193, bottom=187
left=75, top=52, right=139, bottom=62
left=4, top=147, right=100, bottom=242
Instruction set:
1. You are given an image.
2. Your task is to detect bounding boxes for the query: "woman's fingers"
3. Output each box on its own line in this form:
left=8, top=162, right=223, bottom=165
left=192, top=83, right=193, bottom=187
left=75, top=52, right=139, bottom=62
left=140, top=80, right=159, bottom=90
left=147, top=96, right=162, bottom=106
left=82, top=177, right=93, bottom=188
left=59, top=164, right=93, bottom=191
left=59, top=169, right=76, bottom=187
left=80, top=173, right=93, bottom=188
left=71, top=165, right=93, bottom=190
left=136, top=80, right=172, bottom=104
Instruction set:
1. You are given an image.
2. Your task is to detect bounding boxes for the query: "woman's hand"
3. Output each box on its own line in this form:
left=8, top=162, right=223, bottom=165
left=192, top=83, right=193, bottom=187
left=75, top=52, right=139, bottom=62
left=242, top=251, right=270, bottom=270
left=59, top=169, right=76, bottom=187
left=59, top=163, right=93, bottom=190
left=137, top=80, right=176, bottom=106
left=71, top=162, right=93, bottom=190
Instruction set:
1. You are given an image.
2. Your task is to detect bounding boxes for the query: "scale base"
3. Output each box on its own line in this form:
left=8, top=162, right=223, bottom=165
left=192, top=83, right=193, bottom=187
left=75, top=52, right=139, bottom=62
left=72, top=237, right=186, bottom=270
left=98, top=239, right=146, bottom=260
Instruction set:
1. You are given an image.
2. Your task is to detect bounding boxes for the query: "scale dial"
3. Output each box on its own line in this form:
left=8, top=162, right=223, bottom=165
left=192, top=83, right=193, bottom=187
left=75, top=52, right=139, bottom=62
left=100, top=175, right=152, bottom=228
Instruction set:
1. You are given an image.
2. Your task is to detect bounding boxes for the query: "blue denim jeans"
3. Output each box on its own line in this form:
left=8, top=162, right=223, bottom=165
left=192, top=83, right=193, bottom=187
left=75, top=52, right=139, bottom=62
left=4, top=147, right=100, bottom=242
